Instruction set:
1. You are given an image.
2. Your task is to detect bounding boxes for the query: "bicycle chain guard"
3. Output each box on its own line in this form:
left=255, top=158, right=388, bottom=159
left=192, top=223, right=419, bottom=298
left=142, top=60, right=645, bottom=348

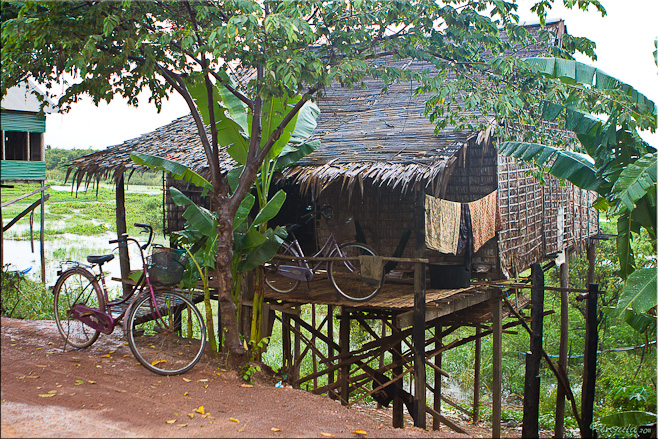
left=69, top=304, right=114, bottom=334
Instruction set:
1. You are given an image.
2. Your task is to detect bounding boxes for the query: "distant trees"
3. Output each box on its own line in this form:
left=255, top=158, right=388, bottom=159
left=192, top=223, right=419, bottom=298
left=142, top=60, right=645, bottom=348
left=44, top=146, right=95, bottom=171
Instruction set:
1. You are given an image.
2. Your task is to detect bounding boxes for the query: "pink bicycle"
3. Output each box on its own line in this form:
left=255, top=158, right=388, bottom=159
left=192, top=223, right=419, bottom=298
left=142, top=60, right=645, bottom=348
left=52, top=223, right=206, bottom=375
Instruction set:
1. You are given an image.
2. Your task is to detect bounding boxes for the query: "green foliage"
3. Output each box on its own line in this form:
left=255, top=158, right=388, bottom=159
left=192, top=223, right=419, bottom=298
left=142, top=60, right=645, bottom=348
left=0, top=265, right=53, bottom=320
left=44, top=146, right=96, bottom=171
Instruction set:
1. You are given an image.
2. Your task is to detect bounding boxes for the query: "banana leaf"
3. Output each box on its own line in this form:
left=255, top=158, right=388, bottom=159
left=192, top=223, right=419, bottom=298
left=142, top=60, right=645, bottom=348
left=497, top=141, right=601, bottom=191
left=616, top=268, right=657, bottom=317
left=169, top=187, right=217, bottom=237
left=612, top=152, right=657, bottom=212
left=599, top=411, right=657, bottom=428
left=130, top=152, right=211, bottom=193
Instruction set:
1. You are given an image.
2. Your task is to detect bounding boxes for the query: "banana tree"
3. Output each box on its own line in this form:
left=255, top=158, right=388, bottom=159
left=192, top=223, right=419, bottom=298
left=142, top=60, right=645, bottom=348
left=495, top=58, right=657, bottom=333
left=189, top=73, right=320, bottom=358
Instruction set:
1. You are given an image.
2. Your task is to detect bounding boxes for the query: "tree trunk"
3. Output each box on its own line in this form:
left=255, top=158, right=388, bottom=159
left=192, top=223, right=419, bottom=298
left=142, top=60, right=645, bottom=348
left=215, top=210, right=249, bottom=368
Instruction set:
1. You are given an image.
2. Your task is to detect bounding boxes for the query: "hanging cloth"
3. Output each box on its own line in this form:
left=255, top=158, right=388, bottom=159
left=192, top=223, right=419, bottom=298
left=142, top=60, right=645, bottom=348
left=457, top=203, right=473, bottom=271
left=425, top=195, right=461, bottom=254
left=468, top=190, right=502, bottom=253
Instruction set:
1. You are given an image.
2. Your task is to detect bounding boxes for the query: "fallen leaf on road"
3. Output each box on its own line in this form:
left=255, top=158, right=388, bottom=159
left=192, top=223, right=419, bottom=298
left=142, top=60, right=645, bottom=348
left=271, top=427, right=281, bottom=432
left=87, top=380, right=97, bottom=384
left=194, top=406, right=205, bottom=415
left=165, top=420, right=176, bottom=424
left=188, top=413, right=194, bottom=419
left=74, top=380, right=85, bottom=385
left=352, top=430, right=368, bottom=435
left=229, top=417, right=239, bottom=423
left=179, top=424, right=188, bottom=428
left=321, top=433, right=335, bottom=437
left=240, top=384, right=253, bottom=388
left=182, top=378, right=192, bottom=382
left=35, top=365, right=48, bottom=368
left=197, top=379, right=208, bottom=383
left=38, top=393, right=55, bottom=398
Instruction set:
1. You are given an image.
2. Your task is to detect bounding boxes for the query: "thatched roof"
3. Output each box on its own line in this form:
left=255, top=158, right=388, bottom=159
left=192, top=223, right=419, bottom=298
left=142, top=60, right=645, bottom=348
left=65, top=114, right=232, bottom=188
left=67, top=21, right=563, bottom=193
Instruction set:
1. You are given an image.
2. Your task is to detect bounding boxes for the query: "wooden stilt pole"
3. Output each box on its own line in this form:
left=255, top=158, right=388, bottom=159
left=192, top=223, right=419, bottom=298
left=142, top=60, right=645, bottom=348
left=293, top=310, right=301, bottom=388
left=392, top=318, right=404, bottom=428
left=312, top=304, right=318, bottom=389
left=339, top=307, right=350, bottom=406
left=581, top=283, right=599, bottom=439
left=555, top=255, right=570, bottom=438
left=39, top=181, right=45, bottom=284
left=328, top=305, right=336, bottom=400
left=492, top=297, right=502, bottom=439
left=413, top=185, right=427, bottom=429
left=115, top=175, right=131, bottom=296
left=473, top=326, right=481, bottom=424
left=282, top=312, right=291, bottom=383
left=522, top=263, right=544, bottom=438
left=433, top=323, right=442, bottom=430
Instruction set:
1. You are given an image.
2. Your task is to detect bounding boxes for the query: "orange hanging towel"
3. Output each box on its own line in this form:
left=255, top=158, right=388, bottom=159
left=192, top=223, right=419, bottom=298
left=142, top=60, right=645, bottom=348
left=468, top=190, right=502, bottom=253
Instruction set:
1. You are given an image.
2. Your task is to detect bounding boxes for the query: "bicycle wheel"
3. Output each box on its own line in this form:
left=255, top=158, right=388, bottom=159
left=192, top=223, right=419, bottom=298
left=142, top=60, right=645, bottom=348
left=264, top=242, right=302, bottom=293
left=329, top=242, right=381, bottom=301
left=127, top=291, right=206, bottom=375
left=53, top=268, right=105, bottom=348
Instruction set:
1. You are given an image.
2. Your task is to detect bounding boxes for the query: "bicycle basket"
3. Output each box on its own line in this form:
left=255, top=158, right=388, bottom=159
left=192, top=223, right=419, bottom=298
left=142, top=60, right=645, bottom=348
left=146, top=247, right=187, bottom=285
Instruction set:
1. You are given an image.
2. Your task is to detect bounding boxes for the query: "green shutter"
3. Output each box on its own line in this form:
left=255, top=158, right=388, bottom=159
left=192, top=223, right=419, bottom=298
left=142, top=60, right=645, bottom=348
left=1, top=160, right=46, bottom=181
left=1, top=111, right=46, bottom=133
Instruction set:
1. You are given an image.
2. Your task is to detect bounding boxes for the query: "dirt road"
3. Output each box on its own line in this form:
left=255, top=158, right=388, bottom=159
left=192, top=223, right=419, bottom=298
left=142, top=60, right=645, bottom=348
left=1, top=317, right=498, bottom=438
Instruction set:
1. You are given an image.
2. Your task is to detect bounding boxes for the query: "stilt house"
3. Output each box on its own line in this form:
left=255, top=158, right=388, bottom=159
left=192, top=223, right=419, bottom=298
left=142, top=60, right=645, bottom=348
left=66, top=19, right=599, bottom=434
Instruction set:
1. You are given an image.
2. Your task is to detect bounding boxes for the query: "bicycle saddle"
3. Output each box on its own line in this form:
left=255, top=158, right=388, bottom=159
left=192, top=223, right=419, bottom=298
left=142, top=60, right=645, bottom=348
left=87, top=254, right=115, bottom=265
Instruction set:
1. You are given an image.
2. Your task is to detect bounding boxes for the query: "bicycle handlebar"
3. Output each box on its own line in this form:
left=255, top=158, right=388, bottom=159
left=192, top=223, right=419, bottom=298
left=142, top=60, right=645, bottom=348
left=301, top=204, right=333, bottom=223
left=108, top=224, right=153, bottom=251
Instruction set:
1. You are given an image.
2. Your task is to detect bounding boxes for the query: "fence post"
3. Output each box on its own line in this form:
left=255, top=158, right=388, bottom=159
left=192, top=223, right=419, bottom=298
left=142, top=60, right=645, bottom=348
left=581, top=283, right=599, bottom=438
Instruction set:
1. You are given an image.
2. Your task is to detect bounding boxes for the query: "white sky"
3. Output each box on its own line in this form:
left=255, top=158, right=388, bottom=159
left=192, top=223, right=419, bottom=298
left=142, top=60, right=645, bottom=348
left=44, top=0, right=658, bottom=150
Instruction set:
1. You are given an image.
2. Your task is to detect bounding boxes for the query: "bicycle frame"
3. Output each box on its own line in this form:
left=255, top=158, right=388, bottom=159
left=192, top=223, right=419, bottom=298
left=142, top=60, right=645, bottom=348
left=66, top=234, right=164, bottom=335
left=277, top=230, right=344, bottom=282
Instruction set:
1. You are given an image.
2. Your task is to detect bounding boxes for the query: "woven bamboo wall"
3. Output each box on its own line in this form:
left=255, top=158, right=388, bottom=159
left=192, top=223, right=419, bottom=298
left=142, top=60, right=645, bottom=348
left=497, top=155, right=599, bottom=276
left=431, top=138, right=501, bottom=279
left=315, top=182, right=417, bottom=261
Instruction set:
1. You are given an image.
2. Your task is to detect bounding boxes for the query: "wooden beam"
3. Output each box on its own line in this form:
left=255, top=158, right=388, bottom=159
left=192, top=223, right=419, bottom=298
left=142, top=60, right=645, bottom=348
left=396, top=288, right=497, bottom=328
left=492, top=296, right=502, bottom=439
left=2, top=193, right=50, bottom=232
left=1, top=184, right=50, bottom=208
left=522, top=264, right=544, bottom=438
left=426, top=406, right=467, bottom=435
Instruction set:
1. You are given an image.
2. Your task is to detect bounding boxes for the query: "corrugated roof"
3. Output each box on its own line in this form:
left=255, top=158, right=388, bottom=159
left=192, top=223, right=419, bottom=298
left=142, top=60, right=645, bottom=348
left=1, top=78, right=57, bottom=114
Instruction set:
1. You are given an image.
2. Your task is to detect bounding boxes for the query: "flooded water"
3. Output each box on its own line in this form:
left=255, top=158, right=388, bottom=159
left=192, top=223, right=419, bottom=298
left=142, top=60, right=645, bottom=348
left=4, top=233, right=166, bottom=287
